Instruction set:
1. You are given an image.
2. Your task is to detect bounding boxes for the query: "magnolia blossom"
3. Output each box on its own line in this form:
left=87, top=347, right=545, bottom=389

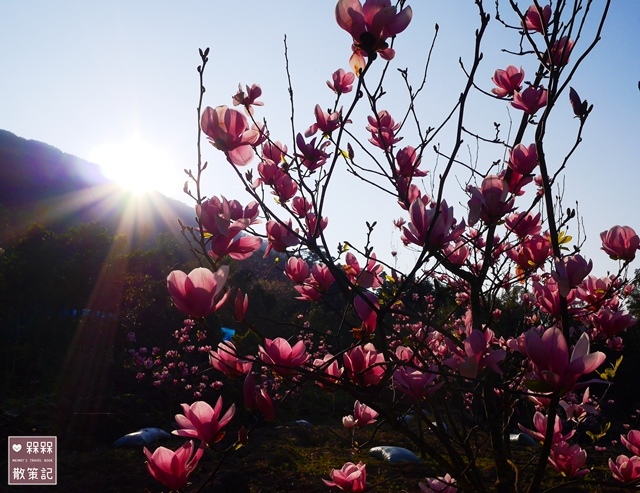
left=551, top=254, right=593, bottom=297
left=343, top=400, right=378, bottom=429
left=402, top=198, right=466, bottom=250
left=517, top=411, right=575, bottom=443
left=201, top=105, right=261, bottom=165
left=467, top=175, right=514, bottom=226
left=313, top=353, right=344, bottom=389
left=622, top=430, right=640, bottom=456
left=548, top=37, right=575, bottom=66
left=323, top=461, right=367, bottom=492
left=327, top=68, right=356, bottom=95
left=209, top=341, right=252, bottom=379
left=335, top=0, right=412, bottom=73
left=172, top=398, right=236, bottom=446
left=512, top=86, right=548, bottom=114
left=354, top=291, right=379, bottom=336
left=343, top=343, right=386, bottom=386
left=258, top=337, right=310, bottom=376
left=548, top=441, right=589, bottom=478
left=524, top=327, right=605, bottom=394
left=305, top=104, right=342, bottom=137
left=144, top=440, right=204, bottom=491
left=167, top=266, right=229, bottom=318
left=610, top=455, right=640, bottom=483
left=367, top=110, right=402, bottom=150
left=600, top=225, right=640, bottom=261
left=264, top=219, right=300, bottom=256
left=522, top=4, right=552, bottom=33
left=505, top=211, right=542, bottom=238
left=419, top=473, right=458, bottom=493
left=393, top=366, right=443, bottom=400
left=232, top=83, right=263, bottom=114
left=508, top=143, right=538, bottom=175
left=491, top=65, right=524, bottom=97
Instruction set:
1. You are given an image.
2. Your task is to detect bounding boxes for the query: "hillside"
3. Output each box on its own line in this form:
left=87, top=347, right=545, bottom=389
left=0, top=129, right=195, bottom=248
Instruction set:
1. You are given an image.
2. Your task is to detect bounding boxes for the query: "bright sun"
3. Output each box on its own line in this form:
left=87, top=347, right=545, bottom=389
left=89, top=138, right=178, bottom=196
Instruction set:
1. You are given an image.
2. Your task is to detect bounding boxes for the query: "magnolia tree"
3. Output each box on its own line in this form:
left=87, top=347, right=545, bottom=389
left=137, top=0, right=640, bottom=492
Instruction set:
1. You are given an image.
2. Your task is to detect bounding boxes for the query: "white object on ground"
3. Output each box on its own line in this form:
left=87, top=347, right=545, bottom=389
left=113, top=427, right=172, bottom=447
left=369, top=446, right=421, bottom=464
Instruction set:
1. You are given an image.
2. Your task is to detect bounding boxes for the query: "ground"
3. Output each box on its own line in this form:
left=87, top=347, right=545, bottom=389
left=0, top=390, right=623, bottom=492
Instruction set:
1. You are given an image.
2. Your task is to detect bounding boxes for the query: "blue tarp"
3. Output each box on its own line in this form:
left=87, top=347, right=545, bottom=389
left=221, top=327, right=235, bottom=341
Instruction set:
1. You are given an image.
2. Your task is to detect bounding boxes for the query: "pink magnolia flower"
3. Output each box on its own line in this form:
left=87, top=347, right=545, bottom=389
left=232, top=83, right=264, bottom=114
left=264, top=219, right=300, bottom=256
left=551, top=254, right=593, bottom=297
left=295, top=133, right=331, bottom=170
left=548, top=441, right=589, bottom=478
left=402, top=198, right=466, bottom=250
left=548, top=37, right=575, bottom=66
left=507, top=235, right=551, bottom=273
left=560, top=388, right=599, bottom=422
left=610, top=454, right=640, bottom=483
left=305, top=104, right=343, bottom=137
left=328, top=68, right=356, bottom=95
left=323, top=461, right=367, bottom=492
left=524, top=327, right=606, bottom=394
left=393, top=366, right=443, bottom=400
left=367, top=110, right=402, bottom=150
left=208, top=232, right=263, bottom=261
left=512, top=86, right=548, bottom=114
left=468, top=175, right=514, bottom=226
left=262, top=140, right=288, bottom=164
left=354, top=291, right=379, bottom=337
left=343, top=252, right=383, bottom=289
left=201, top=105, right=261, bottom=165
left=285, top=257, right=310, bottom=284
left=304, top=213, right=329, bottom=240
left=313, top=353, right=344, bottom=389
left=505, top=211, right=542, bottom=238
left=242, top=373, right=276, bottom=421
left=591, top=306, right=636, bottom=339
left=445, top=329, right=506, bottom=379
left=343, top=343, right=386, bottom=386
left=291, top=196, right=312, bottom=218
left=491, top=65, right=524, bottom=98
left=522, top=4, right=552, bottom=33
left=344, top=400, right=379, bottom=428
left=258, top=337, right=310, bottom=376
left=272, top=172, right=299, bottom=203
left=209, top=341, right=252, bottom=379
left=255, top=388, right=276, bottom=421
left=311, top=263, right=335, bottom=292
left=395, top=145, right=427, bottom=177
left=335, top=0, right=412, bottom=73
left=443, top=240, right=470, bottom=266
left=600, top=225, right=640, bottom=261
left=233, top=288, right=248, bottom=322
left=419, top=473, right=458, bottom=493
left=197, top=195, right=260, bottom=236
left=167, top=266, right=230, bottom=318
left=508, top=143, right=538, bottom=175
left=144, top=440, right=204, bottom=491
left=172, top=397, right=236, bottom=446
left=517, top=411, right=575, bottom=443
left=622, top=430, right=640, bottom=456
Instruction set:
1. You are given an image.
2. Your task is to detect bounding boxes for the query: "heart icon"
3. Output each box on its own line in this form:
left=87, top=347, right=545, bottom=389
left=12, top=444, right=22, bottom=452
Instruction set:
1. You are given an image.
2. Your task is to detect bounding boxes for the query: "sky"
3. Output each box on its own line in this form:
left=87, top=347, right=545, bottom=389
left=1, top=1, right=639, bottom=276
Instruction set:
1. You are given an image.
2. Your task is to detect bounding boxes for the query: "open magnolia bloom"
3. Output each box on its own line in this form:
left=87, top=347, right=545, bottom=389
left=524, top=327, right=605, bottom=394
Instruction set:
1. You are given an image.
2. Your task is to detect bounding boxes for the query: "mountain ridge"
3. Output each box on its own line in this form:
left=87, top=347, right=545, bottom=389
left=0, top=129, right=196, bottom=247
